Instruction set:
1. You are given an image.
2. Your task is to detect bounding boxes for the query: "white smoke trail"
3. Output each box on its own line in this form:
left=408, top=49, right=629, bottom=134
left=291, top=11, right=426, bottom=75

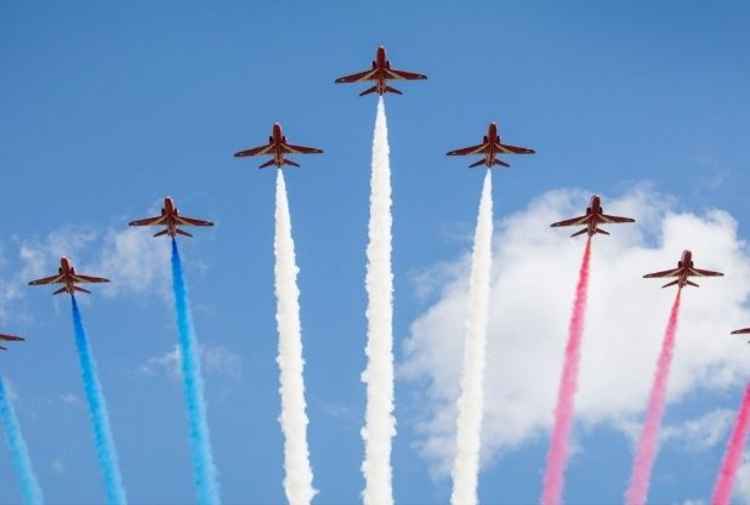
left=451, top=170, right=494, bottom=505
left=361, top=97, right=396, bottom=505
left=274, top=170, right=317, bottom=505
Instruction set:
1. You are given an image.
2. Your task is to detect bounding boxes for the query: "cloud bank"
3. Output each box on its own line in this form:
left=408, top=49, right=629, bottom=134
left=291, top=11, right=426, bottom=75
left=402, top=188, right=750, bottom=475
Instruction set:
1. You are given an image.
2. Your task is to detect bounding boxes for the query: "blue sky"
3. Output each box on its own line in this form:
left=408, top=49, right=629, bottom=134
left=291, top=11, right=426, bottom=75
left=1, top=2, right=749, bottom=504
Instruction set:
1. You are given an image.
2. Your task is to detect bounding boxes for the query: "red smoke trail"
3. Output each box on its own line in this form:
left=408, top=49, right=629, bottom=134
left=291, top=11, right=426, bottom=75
left=625, top=289, right=683, bottom=505
left=712, top=383, right=750, bottom=505
left=541, top=237, right=592, bottom=505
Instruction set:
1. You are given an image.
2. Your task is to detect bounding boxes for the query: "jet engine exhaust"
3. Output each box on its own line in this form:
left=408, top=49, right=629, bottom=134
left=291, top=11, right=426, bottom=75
left=712, top=383, right=750, bottom=505
left=541, top=237, right=592, bottom=505
left=625, top=289, right=683, bottom=505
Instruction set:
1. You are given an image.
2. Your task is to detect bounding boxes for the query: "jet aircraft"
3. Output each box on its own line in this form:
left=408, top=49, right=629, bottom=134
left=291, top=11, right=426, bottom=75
left=643, top=250, right=723, bottom=288
left=550, top=195, right=635, bottom=237
left=447, top=122, right=535, bottom=168
left=234, top=123, right=323, bottom=169
left=335, top=45, right=427, bottom=96
left=731, top=327, right=750, bottom=342
left=0, top=334, right=24, bottom=351
left=129, top=197, right=213, bottom=238
left=28, top=257, right=110, bottom=295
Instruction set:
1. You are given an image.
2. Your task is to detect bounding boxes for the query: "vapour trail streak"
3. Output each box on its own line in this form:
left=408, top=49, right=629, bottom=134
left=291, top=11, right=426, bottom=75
left=273, top=170, right=317, bottom=505
left=711, top=383, right=750, bottom=505
left=171, top=239, right=220, bottom=505
left=541, top=237, right=593, bottom=505
left=71, top=297, right=127, bottom=505
left=0, top=376, right=43, bottom=505
left=625, top=289, right=683, bottom=505
left=361, top=96, right=395, bottom=505
left=450, top=170, right=493, bottom=505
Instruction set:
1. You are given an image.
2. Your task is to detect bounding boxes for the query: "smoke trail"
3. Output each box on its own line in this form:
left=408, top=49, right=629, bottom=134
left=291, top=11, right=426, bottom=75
left=0, top=376, right=43, bottom=505
left=625, top=289, right=683, bottom=505
left=361, top=96, right=395, bottom=505
left=450, top=170, right=493, bottom=505
left=171, top=239, right=220, bottom=505
left=712, top=383, right=750, bottom=505
left=541, top=237, right=593, bottom=505
left=70, top=297, right=127, bottom=505
left=273, top=170, right=317, bottom=505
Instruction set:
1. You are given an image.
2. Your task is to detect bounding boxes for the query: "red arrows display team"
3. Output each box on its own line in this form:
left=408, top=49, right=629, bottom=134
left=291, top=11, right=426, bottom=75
left=551, top=195, right=635, bottom=237
left=28, top=257, right=110, bottom=295
left=447, top=122, right=535, bottom=168
left=644, top=250, right=724, bottom=288
left=129, top=197, right=214, bottom=238
left=234, top=123, right=323, bottom=169
left=335, top=45, right=427, bottom=96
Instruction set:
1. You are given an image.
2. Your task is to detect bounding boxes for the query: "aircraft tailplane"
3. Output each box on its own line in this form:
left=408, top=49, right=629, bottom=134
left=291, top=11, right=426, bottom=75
left=686, top=280, right=699, bottom=287
left=258, top=159, right=277, bottom=169
left=283, top=159, right=300, bottom=168
left=74, top=286, right=92, bottom=294
left=469, top=159, right=488, bottom=168
left=571, top=229, right=589, bottom=238
left=153, top=230, right=169, bottom=238
left=384, top=86, right=403, bottom=95
left=53, top=287, right=68, bottom=295
left=492, top=158, right=510, bottom=168
left=175, top=228, right=193, bottom=238
left=359, top=86, right=379, bottom=96
left=595, top=227, right=610, bottom=235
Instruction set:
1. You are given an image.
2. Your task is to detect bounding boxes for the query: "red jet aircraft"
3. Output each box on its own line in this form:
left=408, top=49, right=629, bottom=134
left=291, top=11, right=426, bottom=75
left=643, top=250, right=723, bottom=288
left=335, top=45, right=427, bottom=96
left=550, top=195, right=635, bottom=237
left=28, top=257, right=110, bottom=295
left=234, top=123, right=323, bottom=169
left=447, top=122, right=535, bottom=168
left=129, top=197, right=213, bottom=238
left=731, top=327, right=750, bottom=342
left=0, top=334, right=24, bottom=351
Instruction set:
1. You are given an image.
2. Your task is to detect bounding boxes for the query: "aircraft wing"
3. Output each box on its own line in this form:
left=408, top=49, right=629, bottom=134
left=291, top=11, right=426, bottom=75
left=283, top=144, right=324, bottom=155
left=447, top=143, right=489, bottom=156
left=601, top=214, right=636, bottom=224
left=176, top=216, right=214, bottom=227
left=690, top=268, right=724, bottom=277
left=28, top=274, right=64, bottom=286
left=386, top=68, right=428, bottom=80
left=234, top=143, right=274, bottom=157
left=550, top=215, right=590, bottom=228
left=732, top=328, right=750, bottom=334
left=643, top=268, right=682, bottom=278
left=335, top=69, right=378, bottom=83
left=497, top=143, right=536, bottom=155
left=73, top=274, right=110, bottom=284
left=129, top=215, right=167, bottom=227
left=0, top=334, right=23, bottom=342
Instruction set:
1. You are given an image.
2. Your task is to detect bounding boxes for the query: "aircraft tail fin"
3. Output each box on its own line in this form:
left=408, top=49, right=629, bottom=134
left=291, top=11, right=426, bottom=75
left=571, top=229, right=589, bottom=238
left=259, top=159, right=277, bottom=169
left=359, top=86, right=379, bottom=96
left=153, top=229, right=169, bottom=238
left=493, top=158, right=511, bottom=168
left=595, top=227, right=610, bottom=235
left=384, top=86, right=403, bottom=95
left=175, top=228, right=193, bottom=238
left=283, top=159, right=300, bottom=168
left=53, top=287, right=68, bottom=295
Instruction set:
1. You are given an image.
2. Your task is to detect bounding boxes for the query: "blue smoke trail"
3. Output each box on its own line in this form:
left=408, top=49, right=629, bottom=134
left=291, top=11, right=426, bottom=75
left=170, top=238, right=220, bottom=505
left=71, top=296, right=127, bottom=505
left=0, top=376, right=43, bottom=505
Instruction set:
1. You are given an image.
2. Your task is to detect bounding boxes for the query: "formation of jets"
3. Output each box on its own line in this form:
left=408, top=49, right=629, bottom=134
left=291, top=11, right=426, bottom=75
left=7, top=44, right=746, bottom=345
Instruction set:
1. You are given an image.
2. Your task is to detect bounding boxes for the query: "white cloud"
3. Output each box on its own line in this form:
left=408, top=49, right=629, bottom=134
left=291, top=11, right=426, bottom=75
left=141, top=344, right=243, bottom=381
left=401, top=188, right=750, bottom=475
left=618, top=409, right=734, bottom=453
